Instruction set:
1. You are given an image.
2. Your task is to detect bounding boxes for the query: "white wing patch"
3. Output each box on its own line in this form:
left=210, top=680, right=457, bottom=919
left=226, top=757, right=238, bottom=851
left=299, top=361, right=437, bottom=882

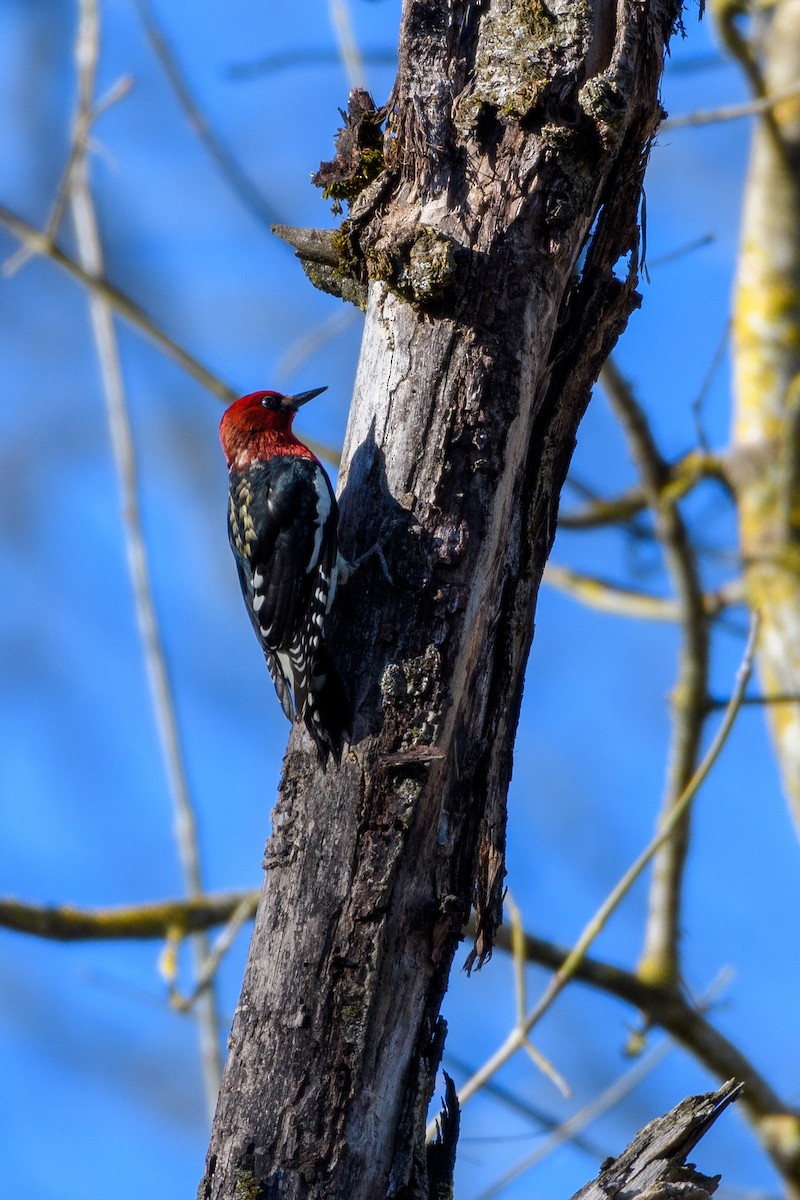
left=306, top=468, right=332, bottom=574
left=276, top=650, right=295, bottom=703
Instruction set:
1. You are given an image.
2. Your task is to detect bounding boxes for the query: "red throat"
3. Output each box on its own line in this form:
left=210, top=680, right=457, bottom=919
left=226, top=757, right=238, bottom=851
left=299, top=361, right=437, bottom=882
left=220, top=392, right=317, bottom=469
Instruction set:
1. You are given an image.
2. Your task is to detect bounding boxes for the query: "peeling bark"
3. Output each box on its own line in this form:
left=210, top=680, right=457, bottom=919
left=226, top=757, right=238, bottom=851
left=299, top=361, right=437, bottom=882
left=200, top=0, right=681, bottom=1196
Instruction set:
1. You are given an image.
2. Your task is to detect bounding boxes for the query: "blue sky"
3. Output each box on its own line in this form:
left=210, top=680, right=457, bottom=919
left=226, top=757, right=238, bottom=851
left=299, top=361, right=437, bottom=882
left=2, top=3, right=798, bottom=1199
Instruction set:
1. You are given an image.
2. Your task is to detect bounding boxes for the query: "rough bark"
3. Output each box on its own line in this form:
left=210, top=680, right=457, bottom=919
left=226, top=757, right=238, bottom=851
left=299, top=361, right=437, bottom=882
left=199, top=0, right=680, bottom=1196
left=571, top=1082, right=740, bottom=1200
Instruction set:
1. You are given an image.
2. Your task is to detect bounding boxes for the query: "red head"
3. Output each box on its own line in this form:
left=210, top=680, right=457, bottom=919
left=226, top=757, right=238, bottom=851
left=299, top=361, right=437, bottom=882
left=219, top=387, right=327, bottom=469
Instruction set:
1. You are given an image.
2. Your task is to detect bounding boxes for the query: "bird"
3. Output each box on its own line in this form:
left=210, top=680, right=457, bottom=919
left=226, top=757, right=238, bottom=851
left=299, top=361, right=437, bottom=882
left=219, top=387, right=350, bottom=767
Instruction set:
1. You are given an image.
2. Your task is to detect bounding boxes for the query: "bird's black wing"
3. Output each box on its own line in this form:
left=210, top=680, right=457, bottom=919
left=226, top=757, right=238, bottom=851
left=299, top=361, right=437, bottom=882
left=228, top=456, right=339, bottom=723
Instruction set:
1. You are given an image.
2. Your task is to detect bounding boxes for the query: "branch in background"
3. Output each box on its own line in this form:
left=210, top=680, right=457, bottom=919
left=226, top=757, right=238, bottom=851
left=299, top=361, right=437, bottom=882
left=133, top=0, right=285, bottom=230
left=5, top=808, right=798, bottom=1184
left=453, top=616, right=757, bottom=1115
left=0, top=204, right=341, bottom=466
left=274, top=308, right=359, bottom=385
left=473, top=1039, right=673, bottom=1200
left=167, top=893, right=260, bottom=1013
left=662, top=82, right=800, bottom=130
left=445, top=1051, right=608, bottom=1159
left=505, top=893, right=570, bottom=1098
left=707, top=691, right=800, bottom=711
left=0, top=882, right=779, bottom=1133
left=691, top=318, right=731, bottom=452
left=479, top=918, right=800, bottom=1185
left=0, top=202, right=235, bottom=400
left=0, top=891, right=258, bottom=940
left=648, top=234, right=715, bottom=269
left=227, top=47, right=396, bottom=81
left=70, top=0, right=223, bottom=1111
left=2, top=73, right=133, bottom=277
left=601, top=359, right=710, bottom=987
left=544, top=564, right=743, bottom=622
left=4, top=878, right=796, bottom=1182
left=559, top=448, right=730, bottom=531
left=328, top=0, right=367, bottom=90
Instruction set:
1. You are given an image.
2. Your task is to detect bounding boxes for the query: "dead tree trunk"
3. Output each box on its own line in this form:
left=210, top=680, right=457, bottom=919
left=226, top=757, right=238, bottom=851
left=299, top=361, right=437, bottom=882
left=200, top=0, right=681, bottom=1196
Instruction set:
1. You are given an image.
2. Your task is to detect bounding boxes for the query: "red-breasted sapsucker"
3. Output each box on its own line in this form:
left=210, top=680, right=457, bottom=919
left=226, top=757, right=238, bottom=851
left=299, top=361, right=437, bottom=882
left=220, top=387, right=350, bottom=767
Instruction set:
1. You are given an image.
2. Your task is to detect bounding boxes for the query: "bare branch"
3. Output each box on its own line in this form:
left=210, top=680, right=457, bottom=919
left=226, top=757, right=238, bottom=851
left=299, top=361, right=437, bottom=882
left=170, top=893, right=260, bottom=1013
left=571, top=1083, right=743, bottom=1200
left=274, top=308, right=359, bottom=385
left=133, top=0, right=284, bottom=228
left=328, top=0, right=367, bottom=89
left=559, top=449, right=730, bottom=531
left=455, top=616, right=758, bottom=1110
left=0, top=891, right=257, bottom=941
left=601, top=359, right=710, bottom=986
left=0, top=202, right=236, bottom=400
left=662, top=83, right=800, bottom=131
left=481, top=919, right=800, bottom=1187
left=473, top=1040, right=673, bottom=1200
left=544, top=564, right=743, bottom=622
left=0, top=204, right=340, bottom=464
left=70, top=0, right=222, bottom=1111
left=227, top=48, right=396, bottom=81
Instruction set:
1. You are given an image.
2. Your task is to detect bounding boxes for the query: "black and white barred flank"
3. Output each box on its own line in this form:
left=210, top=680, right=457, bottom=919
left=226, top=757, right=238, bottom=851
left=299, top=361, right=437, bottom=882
left=228, top=455, right=350, bottom=767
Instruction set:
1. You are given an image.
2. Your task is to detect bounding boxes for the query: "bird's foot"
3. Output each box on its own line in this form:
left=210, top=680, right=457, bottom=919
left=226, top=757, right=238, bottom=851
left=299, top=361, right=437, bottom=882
left=338, top=539, right=394, bottom=587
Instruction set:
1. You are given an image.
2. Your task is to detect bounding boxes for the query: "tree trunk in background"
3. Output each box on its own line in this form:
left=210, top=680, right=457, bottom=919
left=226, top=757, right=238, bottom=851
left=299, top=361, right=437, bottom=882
left=199, top=0, right=679, bottom=1196
left=731, top=0, right=800, bottom=833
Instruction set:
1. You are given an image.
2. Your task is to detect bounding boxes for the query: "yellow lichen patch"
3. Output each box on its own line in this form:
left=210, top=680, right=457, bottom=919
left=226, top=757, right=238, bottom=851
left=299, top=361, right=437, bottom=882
left=759, top=1113, right=800, bottom=1173
left=731, top=23, right=800, bottom=833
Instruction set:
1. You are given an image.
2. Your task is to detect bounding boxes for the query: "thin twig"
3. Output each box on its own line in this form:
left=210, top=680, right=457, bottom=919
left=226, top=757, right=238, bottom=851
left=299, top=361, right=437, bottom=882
left=477, top=918, right=800, bottom=1194
left=473, top=1039, right=672, bottom=1200
left=2, top=74, right=133, bottom=277
left=4, top=878, right=793, bottom=1183
left=691, top=319, right=731, bottom=453
left=506, top=893, right=570, bottom=1098
left=0, top=202, right=235, bottom=400
left=227, top=47, right=396, bottom=81
left=455, top=613, right=759, bottom=1110
left=328, top=0, right=367, bottom=89
left=446, top=1052, right=608, bottom=1159
left=602, top=359, right=710, bottom=986
left=133, top=0, right=284, bottom=229
left=70, top=0, right=222, bottom=1115
left=274, top=308, right=358, bottom=385
left=559, top=449, right=730, bottom=531
left=170, top=893, right=260, bottom=1012
left=483, top=921, right=787, bottom=1121
left=707, top=691, right=800, bottom=711
left=662, top=82, right=800, bottom=131
left=648, top=234, right=715, bottom=269
left=0, top=203, right=341, bottom=465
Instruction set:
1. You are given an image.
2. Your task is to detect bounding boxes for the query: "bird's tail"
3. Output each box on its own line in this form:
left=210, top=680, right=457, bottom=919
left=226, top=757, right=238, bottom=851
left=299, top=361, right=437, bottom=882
left=302, top=646, right=351, bottom=769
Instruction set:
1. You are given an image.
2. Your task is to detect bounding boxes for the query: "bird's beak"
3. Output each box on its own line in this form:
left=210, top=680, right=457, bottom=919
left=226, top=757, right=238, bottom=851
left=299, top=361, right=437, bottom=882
left=282, top=386, right=328, bottom=410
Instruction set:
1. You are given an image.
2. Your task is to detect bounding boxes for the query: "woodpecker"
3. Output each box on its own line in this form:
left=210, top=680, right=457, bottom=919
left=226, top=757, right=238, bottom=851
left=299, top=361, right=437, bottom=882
left=220, top=387, right=350, bottom=767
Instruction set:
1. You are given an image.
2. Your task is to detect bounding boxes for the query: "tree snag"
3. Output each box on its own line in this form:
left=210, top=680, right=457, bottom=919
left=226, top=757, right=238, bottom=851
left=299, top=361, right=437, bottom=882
left=200, top=0, right=682, bottom=1195
left=572, top=1082, right=741, bottom=1200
